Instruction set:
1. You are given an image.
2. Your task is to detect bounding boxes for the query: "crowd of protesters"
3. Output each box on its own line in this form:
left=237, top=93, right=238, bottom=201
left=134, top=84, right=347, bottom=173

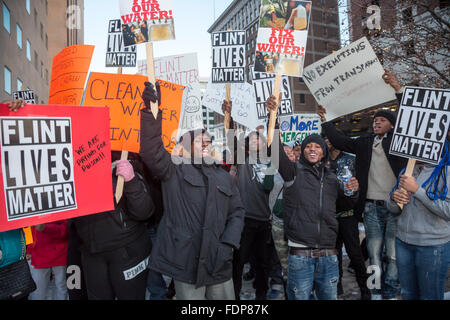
left=0, top=69, right=448, bottom=301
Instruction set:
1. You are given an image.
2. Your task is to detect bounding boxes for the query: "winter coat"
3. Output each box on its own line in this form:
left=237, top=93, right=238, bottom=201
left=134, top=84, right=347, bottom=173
left=140, top=109, right=245, bottom=288
left=30, top=221, right=68, bottom=269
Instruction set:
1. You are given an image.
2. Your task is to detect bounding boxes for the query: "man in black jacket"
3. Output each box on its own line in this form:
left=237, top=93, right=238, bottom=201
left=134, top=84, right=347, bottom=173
left=318, top=70, right=408, bottom=300
left=266, top=95, right=359, bottom=300
left=140, top=82, right=245, bottom=300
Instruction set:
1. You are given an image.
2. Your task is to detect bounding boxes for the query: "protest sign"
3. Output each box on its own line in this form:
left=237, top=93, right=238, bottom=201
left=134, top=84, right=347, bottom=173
left=48, top=45, right=94, bottom=106
left=137, top=53, right=199, bottom=87
left=279, top=113, right=321, bottom=144
left=302, top=37, right=396, bottom=121
left=82, top=73, right=184, bottom=154
left=254, top=0, right=311, bottom=77
left=0, top=104, right=113, bottom=232
left=119, top=0, right=175, bottom=46
left=389, top=87, right=450, bottom=165
left=211, top=30, right=246, bottom=83
left=179, top=82, right=204, bottom=137
left=13, top=90, right=35, bottom=104
left=251, top=67, right=293, bottom=120
left=203, top=80, right=265, bottom=130
left=106, top=19, right=137, bottom=67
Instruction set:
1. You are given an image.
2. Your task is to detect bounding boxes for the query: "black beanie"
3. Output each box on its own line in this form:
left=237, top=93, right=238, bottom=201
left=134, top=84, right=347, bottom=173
left=181, top=129, right=210, bottom=153
left=300, top=134, right=328, bottom=164
left=374, top=109, right=396, bottom=126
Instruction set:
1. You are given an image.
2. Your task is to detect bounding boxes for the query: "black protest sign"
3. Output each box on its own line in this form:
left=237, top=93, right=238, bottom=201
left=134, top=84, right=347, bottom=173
left=1, top=117, right=76, bottom=220
left=211, top=31, right=246, bottom=83
left=13, top=90, right=36, bottom=104
left=106, top=19, right=137, bottom=68
left=390, top=87, right=450, bottom=164
left=251, top=67, right=293, bottom=119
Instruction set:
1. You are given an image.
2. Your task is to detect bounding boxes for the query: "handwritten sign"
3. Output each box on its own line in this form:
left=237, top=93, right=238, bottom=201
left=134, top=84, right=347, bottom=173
left=389, top=87, right=450, bottom=165
left=106, top=19, right=137, bottom=67
left=255, top=1, right=311, bottom=77
left=82, top=73, right=183, bottom=154
left=179, top=82, right=204, bottom=137
left=48, top=45, right=94, bottom=106
left=0, top=104, right=113, bottom=232
left=303, top=37, right=396, bottom=121
left=211, top=30, right=246, bottom=83
left=13, top=90, right=35, bottom=104
left=279, top=113, right=321, bottom=144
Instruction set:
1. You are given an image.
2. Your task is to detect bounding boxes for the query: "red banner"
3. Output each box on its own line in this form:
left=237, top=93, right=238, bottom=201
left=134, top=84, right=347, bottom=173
left=0, top=104, right=114, bottom=232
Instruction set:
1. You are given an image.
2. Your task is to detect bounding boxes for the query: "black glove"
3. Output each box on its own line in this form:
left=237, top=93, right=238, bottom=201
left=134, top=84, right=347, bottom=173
left=142, top=81, right=161, bottom=110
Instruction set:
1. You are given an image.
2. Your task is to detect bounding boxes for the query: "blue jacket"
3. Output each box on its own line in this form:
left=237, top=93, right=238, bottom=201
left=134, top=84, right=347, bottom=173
left=0, top=229, right=25, bottom=268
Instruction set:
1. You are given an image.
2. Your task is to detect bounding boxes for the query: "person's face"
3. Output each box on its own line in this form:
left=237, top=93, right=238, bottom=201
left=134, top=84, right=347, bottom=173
left=303, top=142, right=324, bottom=165
left=284, top=146, right=295, bottom=162
left=289, top=1, right=296, bottom=8
left=373, top=116, right=393, bottom=135
left=324, top=137, right=334, bottom=151
left=192, top=133, right=211, bottom=159
left=293, top=145, right=302, bottom=161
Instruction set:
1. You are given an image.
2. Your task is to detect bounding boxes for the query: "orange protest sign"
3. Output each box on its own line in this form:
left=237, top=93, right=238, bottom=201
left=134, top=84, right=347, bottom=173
left=83, top=73, right=183, bottom=153
left=48, top=45, right=95, bottom=105
left=23, top=227, right=33, bottom=245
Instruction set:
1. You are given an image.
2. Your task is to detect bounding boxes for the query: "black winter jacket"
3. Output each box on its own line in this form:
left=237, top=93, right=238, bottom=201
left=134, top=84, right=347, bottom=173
left=140, top=109, right=245, bottom=288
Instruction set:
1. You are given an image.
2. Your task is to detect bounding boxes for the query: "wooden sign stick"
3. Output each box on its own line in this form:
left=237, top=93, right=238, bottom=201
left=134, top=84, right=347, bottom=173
left=398, top=158, right=416, bottom=210
left=223, top=28, right=233, bottom=134
left=146, top=42, right=159, bottom=119
left=267, top=73, right=283, bottom=147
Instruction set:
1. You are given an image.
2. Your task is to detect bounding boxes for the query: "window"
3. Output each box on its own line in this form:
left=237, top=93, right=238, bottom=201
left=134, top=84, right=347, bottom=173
left=323, top=26, right=328, bottom=37
left=17, top=78, right=23, bottom=91
left=3, top=3, right=10, bottom=33
left=34, top=8, right=37, bottom=27
left=299, top=94, right=306, bottom=104
left=26, top=40, right=31, bottom=61
left=34, top=51, right=38, bottom=70
left=4, top=66, right=12, bottom=94
left=41, top=61, right=44, bottom=78
left=46, top=69, right=49, bottom=84
left=16, top=24, right=23, bottom=48
left=26, top=0, right=30, bottom=14
left=45, top=34, right=48, bottom=49
left=40, top=23, right=43, bottom=40
left=299, top=78, right=304, bottom=83
left=402, top=8, right=413, bottom=24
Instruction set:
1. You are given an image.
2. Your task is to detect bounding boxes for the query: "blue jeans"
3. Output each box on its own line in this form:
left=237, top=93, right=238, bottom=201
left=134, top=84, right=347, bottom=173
left=286, top=253, right=339, bottom=300
left=146, top=226, right=167, bottom=300
left=363, top=202, right=399, bottom=299
left=396, top=238, right=449, bottom=300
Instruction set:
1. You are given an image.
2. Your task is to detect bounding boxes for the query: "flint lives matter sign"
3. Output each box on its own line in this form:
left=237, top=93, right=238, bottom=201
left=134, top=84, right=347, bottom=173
left=211, top=31, right=246, bottom=83
left=1, top=117, right=76, bottom=220
left=390, top=87, right=450, bottom=165
left=106, top=19, right=137, bottom=67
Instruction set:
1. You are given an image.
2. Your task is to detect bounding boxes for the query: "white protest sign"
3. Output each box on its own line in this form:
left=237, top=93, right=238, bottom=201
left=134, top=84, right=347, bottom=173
left=106, top=19, right=137, bottom=67
left=251, top=67, right=293, bottom=120
left=254, top=1, right=311, bottom=77
left=12, top=90, right=35, bottom=104
left=303, top=37, right=396, bottom=121
left=137, top=53, right=199, bottom=87
left=279, top=113, right=321, bottom=144
left=211, top=30, right=246, bottom=83
left=203, top=80, right=265, bottom=130
left=178, top=82, right=204, bottom=137
left=389, top=86, right=450, bottom=165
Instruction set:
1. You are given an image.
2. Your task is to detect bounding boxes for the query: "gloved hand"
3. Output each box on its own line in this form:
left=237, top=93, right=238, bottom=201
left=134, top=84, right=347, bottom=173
left=116, top=160, right=135, bottom=182
left=141, top=81, right=161, bottom=110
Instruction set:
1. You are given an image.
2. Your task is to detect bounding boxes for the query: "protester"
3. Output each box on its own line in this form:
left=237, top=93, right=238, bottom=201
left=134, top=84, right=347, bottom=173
left=387, top=132, right=450, bottom=300
left=266, top=94, right=359, bottom=300
left=318, top=70, right=408, bottom=300
left=223, top=100, right=274, bottom=300
left=140, top=82, right=245, bottom=300
left=28, top=221, right=68, bottom=300
left=324, top=135, right=371, bottom=300
left=292, top=140, right=302, bottom=162
left=66, top=220, right=88, bottom=300
left=72, top=152, right=154, bottom=300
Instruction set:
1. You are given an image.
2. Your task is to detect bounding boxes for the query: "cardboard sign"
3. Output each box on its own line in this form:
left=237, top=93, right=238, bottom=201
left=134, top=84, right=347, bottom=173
left=106, top=19, right=137, bottom=67
left=251, top=67, right=293, bottom=119
left=119, top=0, right=175, bottom=46
left=137, top=53, right=199, bottom=87
left=303, top=37, right=396, bottom=121
left=13, top=90, right=36, bottom=104
left=203, top=80, right=265, bottom=130
left=211, top=31, right=246, bottom=83
left=82, top=73, right=184, bottom=154
left=0, top=104, right=113, bottom=232
left=389, top=87, right=450, bottom=165
left=279, top=113, right=321, bottom=144
left=254, top=0, right=311, bottom=77
left=179, top=82, right=204, bottom=137
left=48, top=45, right=95, bottom=106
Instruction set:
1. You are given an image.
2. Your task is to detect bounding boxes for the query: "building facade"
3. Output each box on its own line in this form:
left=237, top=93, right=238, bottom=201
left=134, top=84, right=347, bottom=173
left=1, top=0, right=84, bottom=104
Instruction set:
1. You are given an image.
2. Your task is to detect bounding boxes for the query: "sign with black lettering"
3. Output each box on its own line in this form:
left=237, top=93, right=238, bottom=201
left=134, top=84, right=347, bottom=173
left=211, top=31, right=246, bottom=83
left=106, top=19, right=137, bottom=67
left=389, top=87, right=450, bottom=164
left=12, top=90, right=36, bottom=104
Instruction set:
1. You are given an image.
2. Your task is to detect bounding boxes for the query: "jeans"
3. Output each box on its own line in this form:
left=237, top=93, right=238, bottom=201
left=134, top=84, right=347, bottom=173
left=286, top=254, right=339, bottom=300
left=146, top=226, right=167, bottom=300
left=29, top=264, right=68, bottom=300
left=363, top=201, right=399, bottom=299
left=396, top=238, right=449, bottom=300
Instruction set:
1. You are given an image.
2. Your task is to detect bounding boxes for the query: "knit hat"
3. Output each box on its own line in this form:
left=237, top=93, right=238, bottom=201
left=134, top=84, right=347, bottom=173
left=374, top=109, right=396, bottom=126
left=180, top=129, right=210, bottom=153
left=300, top=134, right=328, bottom=164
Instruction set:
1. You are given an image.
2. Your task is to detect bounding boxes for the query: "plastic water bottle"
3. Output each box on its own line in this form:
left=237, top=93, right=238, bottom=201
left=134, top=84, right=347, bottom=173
left=340, top=166, right=354, bottom=196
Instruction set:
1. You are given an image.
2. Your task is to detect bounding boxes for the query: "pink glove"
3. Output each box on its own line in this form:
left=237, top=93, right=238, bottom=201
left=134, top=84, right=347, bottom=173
left=116, top=160, right=135, bottom=182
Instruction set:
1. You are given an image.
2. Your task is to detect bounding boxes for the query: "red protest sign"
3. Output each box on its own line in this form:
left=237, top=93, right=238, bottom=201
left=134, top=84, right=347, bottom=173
left=0, top=104, right=114, bottom=232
